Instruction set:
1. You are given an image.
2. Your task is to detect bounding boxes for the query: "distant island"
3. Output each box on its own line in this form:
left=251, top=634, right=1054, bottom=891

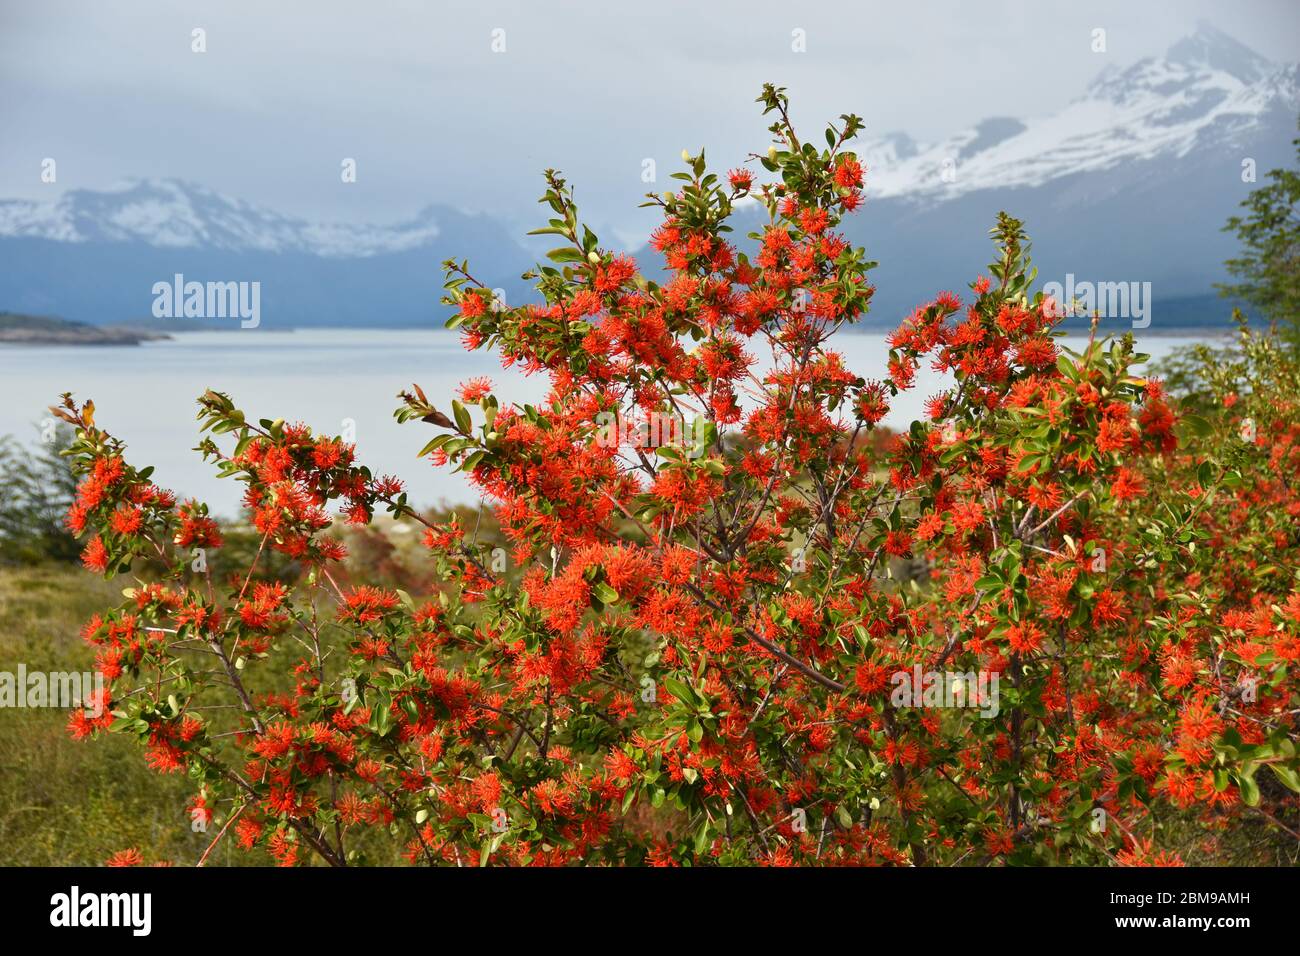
left=0, top=312, right=216, bottom=345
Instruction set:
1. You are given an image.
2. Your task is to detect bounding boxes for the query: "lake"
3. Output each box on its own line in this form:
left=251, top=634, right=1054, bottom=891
left=0, top=328, right=1222, bottom=516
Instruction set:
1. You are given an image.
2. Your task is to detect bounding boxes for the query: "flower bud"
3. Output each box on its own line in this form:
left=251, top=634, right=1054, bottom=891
left=681, top=149, right=691, bottom=163
left=768, top=146, right=779, bottom=161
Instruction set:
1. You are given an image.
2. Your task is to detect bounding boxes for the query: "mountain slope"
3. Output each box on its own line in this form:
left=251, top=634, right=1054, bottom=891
left=0, top=22, right=1295, bottom=330
left=0, top=184, right=538, bottom=327
left=861, top=22, right=1296, bottom=202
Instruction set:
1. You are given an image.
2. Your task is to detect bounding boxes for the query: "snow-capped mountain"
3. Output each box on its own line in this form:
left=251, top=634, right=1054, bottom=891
left=0, top=178, right=443, bottom=257
left=828, top=21, right=1299, bottom=327
left=0, top=22, right=1295, bottom=329
left=0, top=180, right=537, bottom=326
left=860, top=21, right=1298, bottom=202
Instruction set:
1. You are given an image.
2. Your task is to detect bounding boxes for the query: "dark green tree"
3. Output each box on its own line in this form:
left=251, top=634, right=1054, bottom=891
left=1217, top=120, right=1300, bottom=347
left=0, top=425, right=80, bottom=564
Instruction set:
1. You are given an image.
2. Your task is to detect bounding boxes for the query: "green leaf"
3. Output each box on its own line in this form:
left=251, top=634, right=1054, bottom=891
left=1267, top=764, right=1300, bottom=794
left=662, top=677, right=698, bottom=708
left=452, top=400, right=472, bottom=434
left=693, top=821, right=710, bottom=855
left=1237, top=772, right=1261, bottom=807
left=1181, top=414, right=1213, bottom=438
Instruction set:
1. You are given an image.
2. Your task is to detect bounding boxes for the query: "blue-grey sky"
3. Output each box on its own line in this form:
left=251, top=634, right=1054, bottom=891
left=3, top=0, right=1298, bottom=242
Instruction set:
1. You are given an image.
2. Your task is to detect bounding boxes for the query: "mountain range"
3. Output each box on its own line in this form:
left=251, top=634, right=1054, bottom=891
left=1, top=22, right=1295, bottom=332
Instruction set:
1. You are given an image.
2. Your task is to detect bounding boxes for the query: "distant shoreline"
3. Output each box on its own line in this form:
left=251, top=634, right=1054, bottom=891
left=0, top=312, right=268, bottom=346
left=0, top=316, right=1236, bottom=346
left=0, top=332, right=167, bottom=346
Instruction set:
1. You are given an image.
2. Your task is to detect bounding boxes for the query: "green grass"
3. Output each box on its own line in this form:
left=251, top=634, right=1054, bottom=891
left=0, top=559, right=417, bottom=867
left=0, top=563, right=214, bottom=866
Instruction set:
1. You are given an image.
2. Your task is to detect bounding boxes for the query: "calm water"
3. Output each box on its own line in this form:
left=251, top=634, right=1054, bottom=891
left=0, top=328, right=1219, bottom=516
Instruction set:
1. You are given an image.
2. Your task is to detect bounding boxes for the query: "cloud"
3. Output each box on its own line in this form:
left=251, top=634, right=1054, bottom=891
left=1, top=0, right=1297, bottom=235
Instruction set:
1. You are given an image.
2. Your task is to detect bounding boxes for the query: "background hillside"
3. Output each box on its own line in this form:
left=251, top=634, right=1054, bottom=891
left=1, top=23, right=1295, bottom=331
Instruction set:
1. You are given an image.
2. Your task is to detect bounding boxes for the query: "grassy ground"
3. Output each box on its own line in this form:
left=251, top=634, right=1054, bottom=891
left=0, top=519, right=473, bottom=868
left=0, top=543, right=439, bottom=868
left=0, top=563, right=215, bottom=866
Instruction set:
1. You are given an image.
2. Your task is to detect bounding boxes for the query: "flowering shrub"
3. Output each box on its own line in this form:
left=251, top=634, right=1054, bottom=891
left=57, top=86, right=1299, bottom=866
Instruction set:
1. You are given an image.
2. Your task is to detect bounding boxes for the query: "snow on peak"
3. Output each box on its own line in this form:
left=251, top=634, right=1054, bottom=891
left=0, top=23, right=1293, bottom=250
left=1165, top=19, right=1275, bottom=85
left=0, top=178, right=441, bottom=257
left=862, top=23, right=1295, bottom=202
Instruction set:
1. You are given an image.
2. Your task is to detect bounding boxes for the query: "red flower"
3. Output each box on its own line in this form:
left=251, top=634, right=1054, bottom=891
left=727, top=168, right=754, bottom=191
left=80, top=536, right=110, bottom=573
left=338, top=586, right=400, bottom=625
left=834, top=157, right=863, bottom=190
left=109, top=504, right=143, bottom=536
left=457, top=377, right=494, bottom=402
left=1111, top=467, right=1145, bottom=503
left=1006, top=621, right=1044, bottom=653
left=1092, top=589, right=1126, bottom=626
